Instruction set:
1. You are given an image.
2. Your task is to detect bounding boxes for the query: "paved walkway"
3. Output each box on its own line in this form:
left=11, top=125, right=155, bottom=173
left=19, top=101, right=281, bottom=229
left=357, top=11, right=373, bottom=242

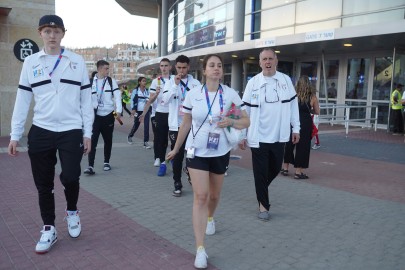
left=1, top=118, right=404, bottom=270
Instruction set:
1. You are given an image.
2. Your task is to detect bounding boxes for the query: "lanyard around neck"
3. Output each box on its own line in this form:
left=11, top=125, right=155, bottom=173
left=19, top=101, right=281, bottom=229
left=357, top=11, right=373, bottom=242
left=204, top=84, right=223, bottom=124
left=49, top=48, right=64, bottom=77
left=96, top=77, right=108, bottom=99
left=180, top=79, right=189, bottom=100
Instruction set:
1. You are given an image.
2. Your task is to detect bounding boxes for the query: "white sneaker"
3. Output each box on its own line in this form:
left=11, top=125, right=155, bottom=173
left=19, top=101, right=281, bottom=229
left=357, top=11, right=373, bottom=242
left=144, top=142, right=151, bottom=149
left=194, top=247, right=208, bottom=269
left=205, top=219, right=215, bottom=235
left=65, top=210, right=81, bottom=238
left=312, top=144, right=321, bottom=150
left=153, top=158, right=160, bottom=167
left=35, top=225, right=57, bottom=254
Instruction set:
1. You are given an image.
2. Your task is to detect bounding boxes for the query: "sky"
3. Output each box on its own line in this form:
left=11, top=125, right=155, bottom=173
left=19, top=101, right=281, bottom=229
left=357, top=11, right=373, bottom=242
left=55, top=0, right=158, bottom=49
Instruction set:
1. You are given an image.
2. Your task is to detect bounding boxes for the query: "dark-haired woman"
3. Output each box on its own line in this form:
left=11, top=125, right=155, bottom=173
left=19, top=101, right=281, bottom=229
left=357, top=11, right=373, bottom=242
left=127, top=77, right=151, bottom=148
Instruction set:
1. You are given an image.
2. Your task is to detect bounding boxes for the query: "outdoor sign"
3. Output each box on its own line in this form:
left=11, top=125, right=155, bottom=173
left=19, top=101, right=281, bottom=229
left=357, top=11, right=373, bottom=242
left=13, top=39, right=39, bottom=62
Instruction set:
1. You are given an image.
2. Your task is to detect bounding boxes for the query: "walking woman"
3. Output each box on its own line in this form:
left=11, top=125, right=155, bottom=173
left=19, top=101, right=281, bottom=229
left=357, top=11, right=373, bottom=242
left=167, top=54, right=250, bottom=268
left=127, top=77, right=152, bottom=148
left=282, top=75, right=320, bottom=179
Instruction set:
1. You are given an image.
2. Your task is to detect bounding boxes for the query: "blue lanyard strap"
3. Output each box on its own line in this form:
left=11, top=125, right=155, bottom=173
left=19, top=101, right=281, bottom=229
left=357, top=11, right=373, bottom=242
left=49, top=48, right=64, bottom=77
left=204, top=84, right=223, bottom=123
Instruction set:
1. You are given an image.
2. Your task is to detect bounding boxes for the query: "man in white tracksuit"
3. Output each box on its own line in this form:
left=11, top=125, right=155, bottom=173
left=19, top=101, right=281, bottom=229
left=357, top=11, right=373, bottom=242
left=240, top=48, right=300, bottom=221
left=8, top=15, right=93, bottom=254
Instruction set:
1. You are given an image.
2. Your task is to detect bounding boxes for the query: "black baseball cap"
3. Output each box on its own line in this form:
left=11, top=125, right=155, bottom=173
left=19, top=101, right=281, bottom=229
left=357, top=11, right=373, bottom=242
left=38, top=15, right=65, bottom=31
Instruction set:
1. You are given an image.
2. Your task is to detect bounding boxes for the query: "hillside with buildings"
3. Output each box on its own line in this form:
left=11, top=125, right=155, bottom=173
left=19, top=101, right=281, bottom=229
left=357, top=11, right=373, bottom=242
left=70, top=43, right=158, bottom=83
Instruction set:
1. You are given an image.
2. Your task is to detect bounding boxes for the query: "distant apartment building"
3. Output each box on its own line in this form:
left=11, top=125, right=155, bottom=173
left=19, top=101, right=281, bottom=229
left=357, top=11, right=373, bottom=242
left=71, top=44, right=158, bottom=82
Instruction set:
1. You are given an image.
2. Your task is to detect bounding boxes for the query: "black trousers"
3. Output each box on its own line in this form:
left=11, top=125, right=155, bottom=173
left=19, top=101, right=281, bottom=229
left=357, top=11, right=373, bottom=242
left=154, top=112, right=169, bottom=162
left=28, top=125, right=83, bottom=226
left=169, top=130, right=186, bottom=190
left=391, top=109, right=404, bottom=133
left=121, top=101, right=131, bottom=116
left=129, top=110, right=150, bottom=142
left=151, top=116, right=157, bottom=159
left=251, top=142, right=285, bottom=211
left=88, top=112, right=115, bottom=167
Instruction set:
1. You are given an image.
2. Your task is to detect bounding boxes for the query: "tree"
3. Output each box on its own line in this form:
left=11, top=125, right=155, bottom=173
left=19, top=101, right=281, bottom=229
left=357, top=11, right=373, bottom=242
left=141, top=42, right=144, bottom=49
left=153, top=42, right=157, bottom=49
left=146, top=44, right=149, bottom=50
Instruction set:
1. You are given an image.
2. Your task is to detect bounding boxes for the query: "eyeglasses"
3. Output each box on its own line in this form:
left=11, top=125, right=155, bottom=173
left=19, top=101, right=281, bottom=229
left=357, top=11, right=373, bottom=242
left=264, top=87, right=279, bottom=103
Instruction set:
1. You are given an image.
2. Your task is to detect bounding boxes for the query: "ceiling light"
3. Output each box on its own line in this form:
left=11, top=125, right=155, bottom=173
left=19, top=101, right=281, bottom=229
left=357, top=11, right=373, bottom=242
left=275, top=50, right=280, bottom=54
left=343, top=43, right=352, bottom=47
left=249, top=56, right=255, bottom=60
left=231, top=55, right=238, bottom=58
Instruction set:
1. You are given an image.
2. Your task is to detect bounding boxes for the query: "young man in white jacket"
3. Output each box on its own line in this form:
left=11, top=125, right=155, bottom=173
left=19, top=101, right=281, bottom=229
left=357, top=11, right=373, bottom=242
left=84, top=60, right=122, bottom=174
left=240, top=48, right=300, bottom=221
left=8, top=15, right=93, bottom=254
left=162, top=55, right=201, bottom=196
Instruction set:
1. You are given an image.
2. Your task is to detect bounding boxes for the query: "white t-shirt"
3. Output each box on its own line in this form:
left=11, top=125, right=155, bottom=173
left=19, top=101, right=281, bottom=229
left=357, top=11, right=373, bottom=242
left=182, top=84, right=245, bottom=157
left=149, top=75, right=171, bottom=114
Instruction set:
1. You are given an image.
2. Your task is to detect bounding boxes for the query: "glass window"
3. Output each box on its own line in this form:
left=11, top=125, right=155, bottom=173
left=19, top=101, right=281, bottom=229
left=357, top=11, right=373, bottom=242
left=373, top=57, right=392, bottom=101
left=295, top=20, right=341, bottom=34
left=320, top=60, right=340, bottom=99
left=342, top=9, right=405, bottom=27
left=346, top=58, right=370, bottom=100
left=372, top=102, right=389, bottom=125
left=260, top=27, right=294, bottom=39
left=343, top=0, right=405, bottom=14
left=296, top=0, right=342, bottom=24
left=345, top=101, right=367, bottom=122
left=260, top=5, right=295, bottom=30
left=300, top=61, right=318, bottom=89
left=262, top=0, right=297, bottom=9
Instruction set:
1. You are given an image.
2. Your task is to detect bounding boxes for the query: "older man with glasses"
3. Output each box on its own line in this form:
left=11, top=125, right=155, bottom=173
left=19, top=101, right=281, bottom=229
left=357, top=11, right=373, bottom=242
left=239, top=47, right=300, bottom=221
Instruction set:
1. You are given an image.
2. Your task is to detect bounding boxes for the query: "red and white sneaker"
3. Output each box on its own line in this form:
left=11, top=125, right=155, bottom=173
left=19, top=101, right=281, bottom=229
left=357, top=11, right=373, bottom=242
left=65, top=210, right=81, bottom=238
left=35, top=225, right=57, bottom=254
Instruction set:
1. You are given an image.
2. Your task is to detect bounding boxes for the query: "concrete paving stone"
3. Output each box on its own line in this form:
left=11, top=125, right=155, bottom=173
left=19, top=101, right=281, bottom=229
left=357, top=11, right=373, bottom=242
left=1, top=126, right=405, bottom=269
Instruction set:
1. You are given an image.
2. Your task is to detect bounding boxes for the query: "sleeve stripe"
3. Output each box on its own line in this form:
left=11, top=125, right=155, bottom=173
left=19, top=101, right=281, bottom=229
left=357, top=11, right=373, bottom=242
left=19, top=84, right=32, bottom=92
left=81, top=83, right=91, bottom=90
left=281, top=95, right=296, bottom=103
left=183, top=105, right=192, bottom=111
left=243, top=101, right=258, bottom=107
left=60, top=79, right=81, bottom=86
left=31, top=80, right=51, bottom=88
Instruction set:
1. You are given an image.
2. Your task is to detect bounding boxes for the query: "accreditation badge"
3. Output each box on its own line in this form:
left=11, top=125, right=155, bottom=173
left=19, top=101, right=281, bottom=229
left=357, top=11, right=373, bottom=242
left=207, top=132, right=220, bottom=150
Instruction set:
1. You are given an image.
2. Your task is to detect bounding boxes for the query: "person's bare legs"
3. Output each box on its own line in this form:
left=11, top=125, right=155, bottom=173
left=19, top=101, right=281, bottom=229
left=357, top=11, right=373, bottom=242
left=189, top=168, right=210, bottom=248
left=207, top=172, right=225, bottom=218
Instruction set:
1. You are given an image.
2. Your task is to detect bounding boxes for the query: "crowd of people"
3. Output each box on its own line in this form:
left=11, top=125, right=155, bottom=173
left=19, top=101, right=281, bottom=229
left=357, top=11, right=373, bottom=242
left=8, top=14, right=330, bottom=269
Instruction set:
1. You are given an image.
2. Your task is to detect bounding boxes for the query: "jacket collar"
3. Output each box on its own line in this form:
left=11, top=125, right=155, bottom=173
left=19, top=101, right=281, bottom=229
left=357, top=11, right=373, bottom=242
left=257, top=71, right=285, bottom=87
left=38, top=47, right=72, bottom=60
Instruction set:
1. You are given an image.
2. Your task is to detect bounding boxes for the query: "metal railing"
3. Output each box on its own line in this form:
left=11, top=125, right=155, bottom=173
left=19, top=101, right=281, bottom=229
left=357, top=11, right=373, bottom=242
left=318, top=103, right=378, bottom=134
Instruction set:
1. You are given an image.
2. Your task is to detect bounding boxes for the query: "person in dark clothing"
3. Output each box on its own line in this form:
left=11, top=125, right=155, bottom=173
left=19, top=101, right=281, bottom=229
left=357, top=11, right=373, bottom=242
left=282, top=75, right=320, bottom=179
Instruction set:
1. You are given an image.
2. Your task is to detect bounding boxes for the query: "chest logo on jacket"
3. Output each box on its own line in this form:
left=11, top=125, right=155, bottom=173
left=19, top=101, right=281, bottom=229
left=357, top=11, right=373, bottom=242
left=33, top=68, right=44, bottom=78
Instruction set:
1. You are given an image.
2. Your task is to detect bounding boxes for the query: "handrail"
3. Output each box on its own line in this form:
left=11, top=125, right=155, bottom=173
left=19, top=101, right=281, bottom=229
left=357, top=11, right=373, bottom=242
left=318, top=103, right=378, bottom=134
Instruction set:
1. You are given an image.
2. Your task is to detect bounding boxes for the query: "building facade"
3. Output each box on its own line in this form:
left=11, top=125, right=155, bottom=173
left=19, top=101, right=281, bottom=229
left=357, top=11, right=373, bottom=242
left=117, top=0, right=405, bottom=129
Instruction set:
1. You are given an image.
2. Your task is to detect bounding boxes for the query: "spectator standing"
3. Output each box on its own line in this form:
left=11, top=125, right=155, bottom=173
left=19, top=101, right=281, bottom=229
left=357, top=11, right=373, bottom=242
left=8, top=15, right=93, bottom=253
left=163, top=55, right=201, bottom=197
left=166, top=54, right=249, bottom=268
left=390, top=83, right=404, bottom=135
left=239, top=48, right=300, bottom=221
